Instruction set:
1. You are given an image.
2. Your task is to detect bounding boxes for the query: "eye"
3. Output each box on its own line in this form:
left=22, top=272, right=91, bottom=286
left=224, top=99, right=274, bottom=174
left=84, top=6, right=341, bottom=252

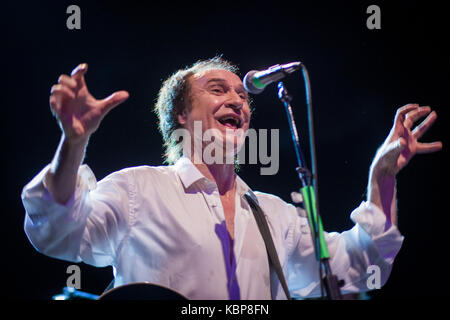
left=210, top=85, right=225, bottom=94
left=237, top=91, right=248, bottom=100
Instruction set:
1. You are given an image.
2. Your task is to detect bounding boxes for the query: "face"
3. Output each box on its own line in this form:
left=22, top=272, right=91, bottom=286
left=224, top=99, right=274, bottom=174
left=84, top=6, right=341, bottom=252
left=177, top=69, right=251, bottom=159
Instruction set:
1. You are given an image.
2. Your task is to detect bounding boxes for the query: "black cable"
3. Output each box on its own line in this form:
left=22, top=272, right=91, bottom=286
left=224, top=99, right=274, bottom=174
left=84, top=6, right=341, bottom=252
left=300, top=64, right=325, bottom=298
left=301, top=65, right=319, bottom=213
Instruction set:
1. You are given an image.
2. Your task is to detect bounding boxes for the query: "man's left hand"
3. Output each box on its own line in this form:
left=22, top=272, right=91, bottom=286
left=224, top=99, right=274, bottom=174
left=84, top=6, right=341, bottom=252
left=370, top=103, right=442, bottom=177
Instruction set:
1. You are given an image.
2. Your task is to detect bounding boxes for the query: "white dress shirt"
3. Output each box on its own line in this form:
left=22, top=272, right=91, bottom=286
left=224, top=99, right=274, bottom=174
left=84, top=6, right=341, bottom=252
left=22, top=156, right=404, bottom=299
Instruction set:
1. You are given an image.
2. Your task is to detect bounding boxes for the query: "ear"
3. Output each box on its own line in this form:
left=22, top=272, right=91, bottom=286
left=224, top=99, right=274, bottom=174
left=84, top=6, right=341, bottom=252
left=177, top=109, right=188, bottom=125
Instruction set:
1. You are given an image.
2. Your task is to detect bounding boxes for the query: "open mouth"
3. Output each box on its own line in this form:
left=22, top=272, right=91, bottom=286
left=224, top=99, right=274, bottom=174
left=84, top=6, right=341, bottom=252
left=217, top=115, right=242, bottom=130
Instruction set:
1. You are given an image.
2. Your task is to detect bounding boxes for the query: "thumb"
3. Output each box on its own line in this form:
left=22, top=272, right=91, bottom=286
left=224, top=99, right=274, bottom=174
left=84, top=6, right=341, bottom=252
left=100, top=90, right=130, bottom=114
left=71, top=63, right=88, bottom=89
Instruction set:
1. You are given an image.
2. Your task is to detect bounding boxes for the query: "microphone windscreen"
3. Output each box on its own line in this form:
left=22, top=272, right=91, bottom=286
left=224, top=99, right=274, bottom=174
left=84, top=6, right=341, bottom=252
left=243, top=70, right=264, bottom=94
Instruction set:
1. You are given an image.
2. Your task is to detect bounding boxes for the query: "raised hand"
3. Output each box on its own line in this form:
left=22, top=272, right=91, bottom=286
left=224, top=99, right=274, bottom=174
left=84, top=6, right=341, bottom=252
left=371, top=104, right=442, bottom=177
left=49, top=63, right=129, bottom=144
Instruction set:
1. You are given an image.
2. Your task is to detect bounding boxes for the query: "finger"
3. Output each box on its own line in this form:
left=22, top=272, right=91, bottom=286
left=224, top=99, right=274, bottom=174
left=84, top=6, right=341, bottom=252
left=394, top=103, right=420, bottom=123
left=50, top=84, right=76, bottom=100
left=70, top=63, right=88, bottom=89
left=49, top=85, right=75, bottom=117
left=404, top=106, right=431, bottom=130
left=50, top=84, right=76, bottom=117
left=49, top=95, right=58, bottom=115
left=99, top=90, right=130, bottom=114
left=416, top=141, right=443, bottom=154
left=58, top=74, right=77, bottom=90
left=412, top=110, right=438, bottom=139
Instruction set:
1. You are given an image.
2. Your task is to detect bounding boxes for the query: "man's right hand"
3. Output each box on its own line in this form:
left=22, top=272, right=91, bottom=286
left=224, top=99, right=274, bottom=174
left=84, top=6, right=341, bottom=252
left=50, top=63, right=129, bottom=144
left=46, top=64, right=129, bottom=204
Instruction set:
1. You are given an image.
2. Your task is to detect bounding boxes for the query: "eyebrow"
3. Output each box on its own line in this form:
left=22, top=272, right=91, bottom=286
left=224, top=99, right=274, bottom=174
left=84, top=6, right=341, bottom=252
left=206, top=78, right=247, bottom=94
left=206, top=78, right=228, bottom=85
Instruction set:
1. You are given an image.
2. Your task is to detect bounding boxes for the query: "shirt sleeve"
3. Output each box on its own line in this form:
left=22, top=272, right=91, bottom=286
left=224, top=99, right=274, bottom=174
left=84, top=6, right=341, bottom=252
left=286, top=201, right=404, bottom=298
left=21, top=164, right=133, bottom=267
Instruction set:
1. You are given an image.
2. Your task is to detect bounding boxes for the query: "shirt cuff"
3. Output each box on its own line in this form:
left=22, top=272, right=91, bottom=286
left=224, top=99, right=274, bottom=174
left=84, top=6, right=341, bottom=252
left=21, top=164, right=97, bottom=226
left=350, top=201, right=404, bottom=263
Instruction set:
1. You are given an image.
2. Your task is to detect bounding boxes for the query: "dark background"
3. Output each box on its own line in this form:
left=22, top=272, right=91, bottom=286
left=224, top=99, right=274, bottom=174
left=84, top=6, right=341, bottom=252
left=2, top=0, right=448, bottom=300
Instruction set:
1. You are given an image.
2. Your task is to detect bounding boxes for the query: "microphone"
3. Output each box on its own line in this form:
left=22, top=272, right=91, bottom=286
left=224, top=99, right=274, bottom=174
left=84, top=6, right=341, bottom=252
left=243, top=61, right=302, bottom=94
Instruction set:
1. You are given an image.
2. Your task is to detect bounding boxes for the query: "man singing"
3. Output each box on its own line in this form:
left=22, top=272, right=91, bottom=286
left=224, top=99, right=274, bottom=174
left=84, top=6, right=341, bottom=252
left=21, top=57, right=442, bottom=299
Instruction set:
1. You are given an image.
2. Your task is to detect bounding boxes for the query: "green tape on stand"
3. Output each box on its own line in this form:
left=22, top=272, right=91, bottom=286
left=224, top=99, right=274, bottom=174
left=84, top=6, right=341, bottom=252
left=300, top=186, right=330, bottom=260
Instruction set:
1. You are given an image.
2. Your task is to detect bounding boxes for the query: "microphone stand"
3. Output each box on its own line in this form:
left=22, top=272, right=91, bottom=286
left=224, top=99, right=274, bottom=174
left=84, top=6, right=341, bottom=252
left=276, top=65, right=343, bottom=299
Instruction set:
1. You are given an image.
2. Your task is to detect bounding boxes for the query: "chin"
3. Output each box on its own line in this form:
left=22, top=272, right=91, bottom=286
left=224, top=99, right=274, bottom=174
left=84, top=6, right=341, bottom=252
left=204, top=127, right=247, bottom=164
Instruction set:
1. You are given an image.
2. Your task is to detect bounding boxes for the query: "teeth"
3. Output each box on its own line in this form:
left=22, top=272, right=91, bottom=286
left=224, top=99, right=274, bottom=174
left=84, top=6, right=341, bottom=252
left=219, top=116, right=240, bottom=127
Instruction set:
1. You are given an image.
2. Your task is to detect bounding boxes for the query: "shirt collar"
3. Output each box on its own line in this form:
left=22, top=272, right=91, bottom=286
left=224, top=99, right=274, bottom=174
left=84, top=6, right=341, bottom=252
left=235, top=175, right=252, bottom=198
left=173, top=156, right=253, bottom=197
left=173, top=156, right=206, bottom=189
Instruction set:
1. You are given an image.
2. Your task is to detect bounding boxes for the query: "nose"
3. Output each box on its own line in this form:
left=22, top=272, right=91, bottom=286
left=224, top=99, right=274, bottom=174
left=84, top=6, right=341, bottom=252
left=225, top=90, right=244, bottom=111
